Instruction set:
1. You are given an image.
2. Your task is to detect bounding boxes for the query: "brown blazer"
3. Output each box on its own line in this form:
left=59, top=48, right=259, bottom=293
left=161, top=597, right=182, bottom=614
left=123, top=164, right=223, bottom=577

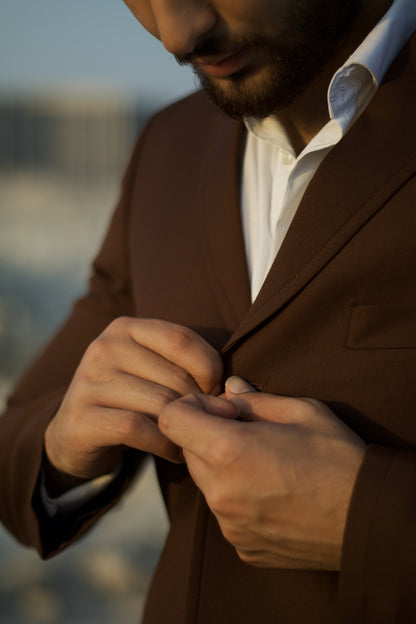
left=1, top=33, right=416, bottom=624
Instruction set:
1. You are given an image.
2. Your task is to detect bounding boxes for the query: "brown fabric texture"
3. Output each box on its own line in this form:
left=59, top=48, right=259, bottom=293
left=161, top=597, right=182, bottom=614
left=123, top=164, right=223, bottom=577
left=1, top=34, right=416, bottom=623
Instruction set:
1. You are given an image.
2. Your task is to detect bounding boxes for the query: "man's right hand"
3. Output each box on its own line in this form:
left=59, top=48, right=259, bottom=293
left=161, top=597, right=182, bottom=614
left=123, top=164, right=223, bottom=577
left=44, top=317, right=223, bottom=487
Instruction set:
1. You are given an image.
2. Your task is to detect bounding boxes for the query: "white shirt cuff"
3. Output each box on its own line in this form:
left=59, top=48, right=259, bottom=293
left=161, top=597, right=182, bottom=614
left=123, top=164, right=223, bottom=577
left=40, top=462, right=122, bottom=517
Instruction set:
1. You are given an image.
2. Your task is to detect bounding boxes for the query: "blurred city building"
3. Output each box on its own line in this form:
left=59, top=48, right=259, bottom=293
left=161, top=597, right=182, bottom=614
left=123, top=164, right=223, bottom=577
left=0, top=93, right=157, bottom=394
left=0, top=94, right=169, bottom=624
left=0, top=94, right=153, bottom=184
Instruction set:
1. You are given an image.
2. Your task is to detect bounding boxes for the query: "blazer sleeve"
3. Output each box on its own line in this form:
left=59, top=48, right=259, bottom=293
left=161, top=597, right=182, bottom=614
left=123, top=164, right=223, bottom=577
left=0, top=130, right=148, bottom=559
left=339, top=443, right=416, bottom=622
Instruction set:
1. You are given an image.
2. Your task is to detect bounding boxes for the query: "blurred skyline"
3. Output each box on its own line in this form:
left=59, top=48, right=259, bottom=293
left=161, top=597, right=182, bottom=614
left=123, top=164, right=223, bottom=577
left=0, top=9, right=175, bottom=623
left=0, top=0, right=197, bottom=106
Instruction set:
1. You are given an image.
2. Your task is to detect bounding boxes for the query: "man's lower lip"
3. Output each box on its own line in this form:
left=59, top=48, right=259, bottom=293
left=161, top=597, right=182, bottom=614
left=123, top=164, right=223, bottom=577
left=196, top=48, right=250, bottom=78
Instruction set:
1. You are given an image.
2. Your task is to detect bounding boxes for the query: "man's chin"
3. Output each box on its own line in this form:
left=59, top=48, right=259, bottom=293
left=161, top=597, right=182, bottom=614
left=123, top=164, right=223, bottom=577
left=193, top=65, right=298, bottom=119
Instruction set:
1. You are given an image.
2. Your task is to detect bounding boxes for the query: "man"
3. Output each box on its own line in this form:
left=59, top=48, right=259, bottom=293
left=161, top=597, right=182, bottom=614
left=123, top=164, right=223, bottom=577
left=1, top=0, right=416, bottom=621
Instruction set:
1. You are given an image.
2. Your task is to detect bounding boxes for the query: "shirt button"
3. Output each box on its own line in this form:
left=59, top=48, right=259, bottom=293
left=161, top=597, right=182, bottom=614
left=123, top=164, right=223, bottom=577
left=281, top=151, right=295, bottom=165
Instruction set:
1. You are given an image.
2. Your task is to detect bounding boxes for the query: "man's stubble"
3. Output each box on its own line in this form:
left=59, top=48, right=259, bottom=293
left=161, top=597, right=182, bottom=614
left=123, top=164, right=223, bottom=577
left=177, top=0, right=361, bottom=118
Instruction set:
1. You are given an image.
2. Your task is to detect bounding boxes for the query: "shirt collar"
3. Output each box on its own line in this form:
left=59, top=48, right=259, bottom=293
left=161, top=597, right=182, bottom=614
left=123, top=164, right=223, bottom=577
left=328, top=0, right=416, bottom=130
left=245, top=0, right=416, bottom=150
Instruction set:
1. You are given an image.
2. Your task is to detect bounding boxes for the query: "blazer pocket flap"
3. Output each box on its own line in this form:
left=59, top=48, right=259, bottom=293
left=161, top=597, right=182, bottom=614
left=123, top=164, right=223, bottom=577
left=346, top=303, right=416, bottom=349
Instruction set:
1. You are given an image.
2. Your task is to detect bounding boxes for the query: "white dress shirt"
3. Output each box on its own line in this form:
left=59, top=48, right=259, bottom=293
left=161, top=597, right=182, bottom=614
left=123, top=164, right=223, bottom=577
left=43, top=0, right=416, bottom=513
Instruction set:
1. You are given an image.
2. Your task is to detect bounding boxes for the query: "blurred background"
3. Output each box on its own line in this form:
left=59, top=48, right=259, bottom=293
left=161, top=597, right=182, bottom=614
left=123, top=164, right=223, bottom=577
left=0, top=1, right=197, bottom=622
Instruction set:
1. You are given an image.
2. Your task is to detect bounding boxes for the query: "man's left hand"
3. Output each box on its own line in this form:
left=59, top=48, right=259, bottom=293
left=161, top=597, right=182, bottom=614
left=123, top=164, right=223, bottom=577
left=158, top=376, right=366, bottom=571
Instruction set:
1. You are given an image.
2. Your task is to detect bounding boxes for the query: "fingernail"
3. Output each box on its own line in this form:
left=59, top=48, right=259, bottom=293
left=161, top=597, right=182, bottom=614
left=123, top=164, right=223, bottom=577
left=225, top=376, right=255, bottom=394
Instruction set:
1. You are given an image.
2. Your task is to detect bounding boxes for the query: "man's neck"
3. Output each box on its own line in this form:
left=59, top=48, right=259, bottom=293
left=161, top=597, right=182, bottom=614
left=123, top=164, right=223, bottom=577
left=276, top=0, right=394, bottom=154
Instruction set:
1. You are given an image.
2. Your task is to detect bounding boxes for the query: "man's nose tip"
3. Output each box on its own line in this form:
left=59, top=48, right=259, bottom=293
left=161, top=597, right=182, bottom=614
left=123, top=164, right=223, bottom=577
left=157, top=6, right=217, bottom=56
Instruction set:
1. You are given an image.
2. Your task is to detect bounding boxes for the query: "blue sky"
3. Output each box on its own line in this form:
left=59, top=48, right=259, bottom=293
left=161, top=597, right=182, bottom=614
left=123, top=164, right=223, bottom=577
left=0, top=0, right=197, bottom=105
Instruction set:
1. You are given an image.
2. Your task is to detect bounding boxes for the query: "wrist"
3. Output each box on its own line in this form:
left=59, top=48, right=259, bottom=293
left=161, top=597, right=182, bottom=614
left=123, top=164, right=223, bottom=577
left=42, top=450, right=90, bottom=497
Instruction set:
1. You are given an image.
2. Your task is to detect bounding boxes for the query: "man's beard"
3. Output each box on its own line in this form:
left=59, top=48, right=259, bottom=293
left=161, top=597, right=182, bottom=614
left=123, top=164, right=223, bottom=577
left=176, top=1, right=361, bottom=119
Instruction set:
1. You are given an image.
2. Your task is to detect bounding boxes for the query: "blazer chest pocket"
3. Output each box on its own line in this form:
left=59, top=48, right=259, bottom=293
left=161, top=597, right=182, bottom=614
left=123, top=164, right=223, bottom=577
left=346, top=303, right=416, bottom=349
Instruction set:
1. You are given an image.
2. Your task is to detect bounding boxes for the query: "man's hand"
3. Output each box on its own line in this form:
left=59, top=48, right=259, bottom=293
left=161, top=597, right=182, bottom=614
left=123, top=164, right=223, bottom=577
left=159, top=376, right=366, bottom=571
left=44, top=317, right=223, bottom=486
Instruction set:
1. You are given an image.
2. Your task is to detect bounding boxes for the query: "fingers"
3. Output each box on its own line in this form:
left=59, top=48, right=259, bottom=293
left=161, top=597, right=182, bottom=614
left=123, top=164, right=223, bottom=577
left=224, top=376, right=293, bottom=423
left=46, top=317, right=224, bottom=480
left=159, top=393, right=239, bottom=461
left=224, top=377, right=366, bottom=449
left=77, top=370, right=182, bottom=422
left=225, top=376, right=331, bottom=427
left=85, top=317, right=223, bottom=397
left=46, top=402, right=184, bottom=477
left=113, top=317, right=224, bottom=394
left=101, top=407, right=184, bottom=463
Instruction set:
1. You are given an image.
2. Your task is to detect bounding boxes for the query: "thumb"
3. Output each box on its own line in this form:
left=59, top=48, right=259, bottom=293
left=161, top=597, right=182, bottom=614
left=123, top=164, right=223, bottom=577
left=225, top=376, right=292, bottom=424
left=224, top=376, right=260, bottom=421
left=225, top=376, right=256, bottom=395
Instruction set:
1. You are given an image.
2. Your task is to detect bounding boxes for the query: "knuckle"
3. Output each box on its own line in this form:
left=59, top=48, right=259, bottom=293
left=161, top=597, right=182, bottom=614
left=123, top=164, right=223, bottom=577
left=84, top=335, right=111, bottom=364
left=213, top=439, right=234, bottom=465
left=207, top=489, right=227, bottom=516
left=206, top=438, right=233, bottom=467
left=237, top=548, right=250, bottom=563
left=236, top=549, right=263, bottom=567
left=169, top=324, right=195, bottom=351
left=208, top=431, right=246, bottom=468
left=158, top=398, right=174, bottom=422
left=157, top=410, right=169, bottom=435
left=220, top=522, right=243, bottom=546
left=80, top=342, right=114, bottom=386
left=74, top=363, right=98, bottom=388
left=108, top=316, right=131, bottom=333
left=116, top=411, right=143, bottom=440
left=166, top=324, right=223, bottom=393
left=206, top=486, right=238, bottom=519
left=154, top=385, right=180, bottom=408
left=66, top=371, right=96, bottom=406
left=218, top=518, right=253, bottom=553
left=290, top=396, right=322, bottom=422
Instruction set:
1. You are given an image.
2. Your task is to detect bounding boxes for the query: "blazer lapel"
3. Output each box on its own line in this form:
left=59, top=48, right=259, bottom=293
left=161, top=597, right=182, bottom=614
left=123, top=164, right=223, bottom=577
left=224, top=34, right=416, bottom=352
left=199, top=111, right=251, bottom=330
